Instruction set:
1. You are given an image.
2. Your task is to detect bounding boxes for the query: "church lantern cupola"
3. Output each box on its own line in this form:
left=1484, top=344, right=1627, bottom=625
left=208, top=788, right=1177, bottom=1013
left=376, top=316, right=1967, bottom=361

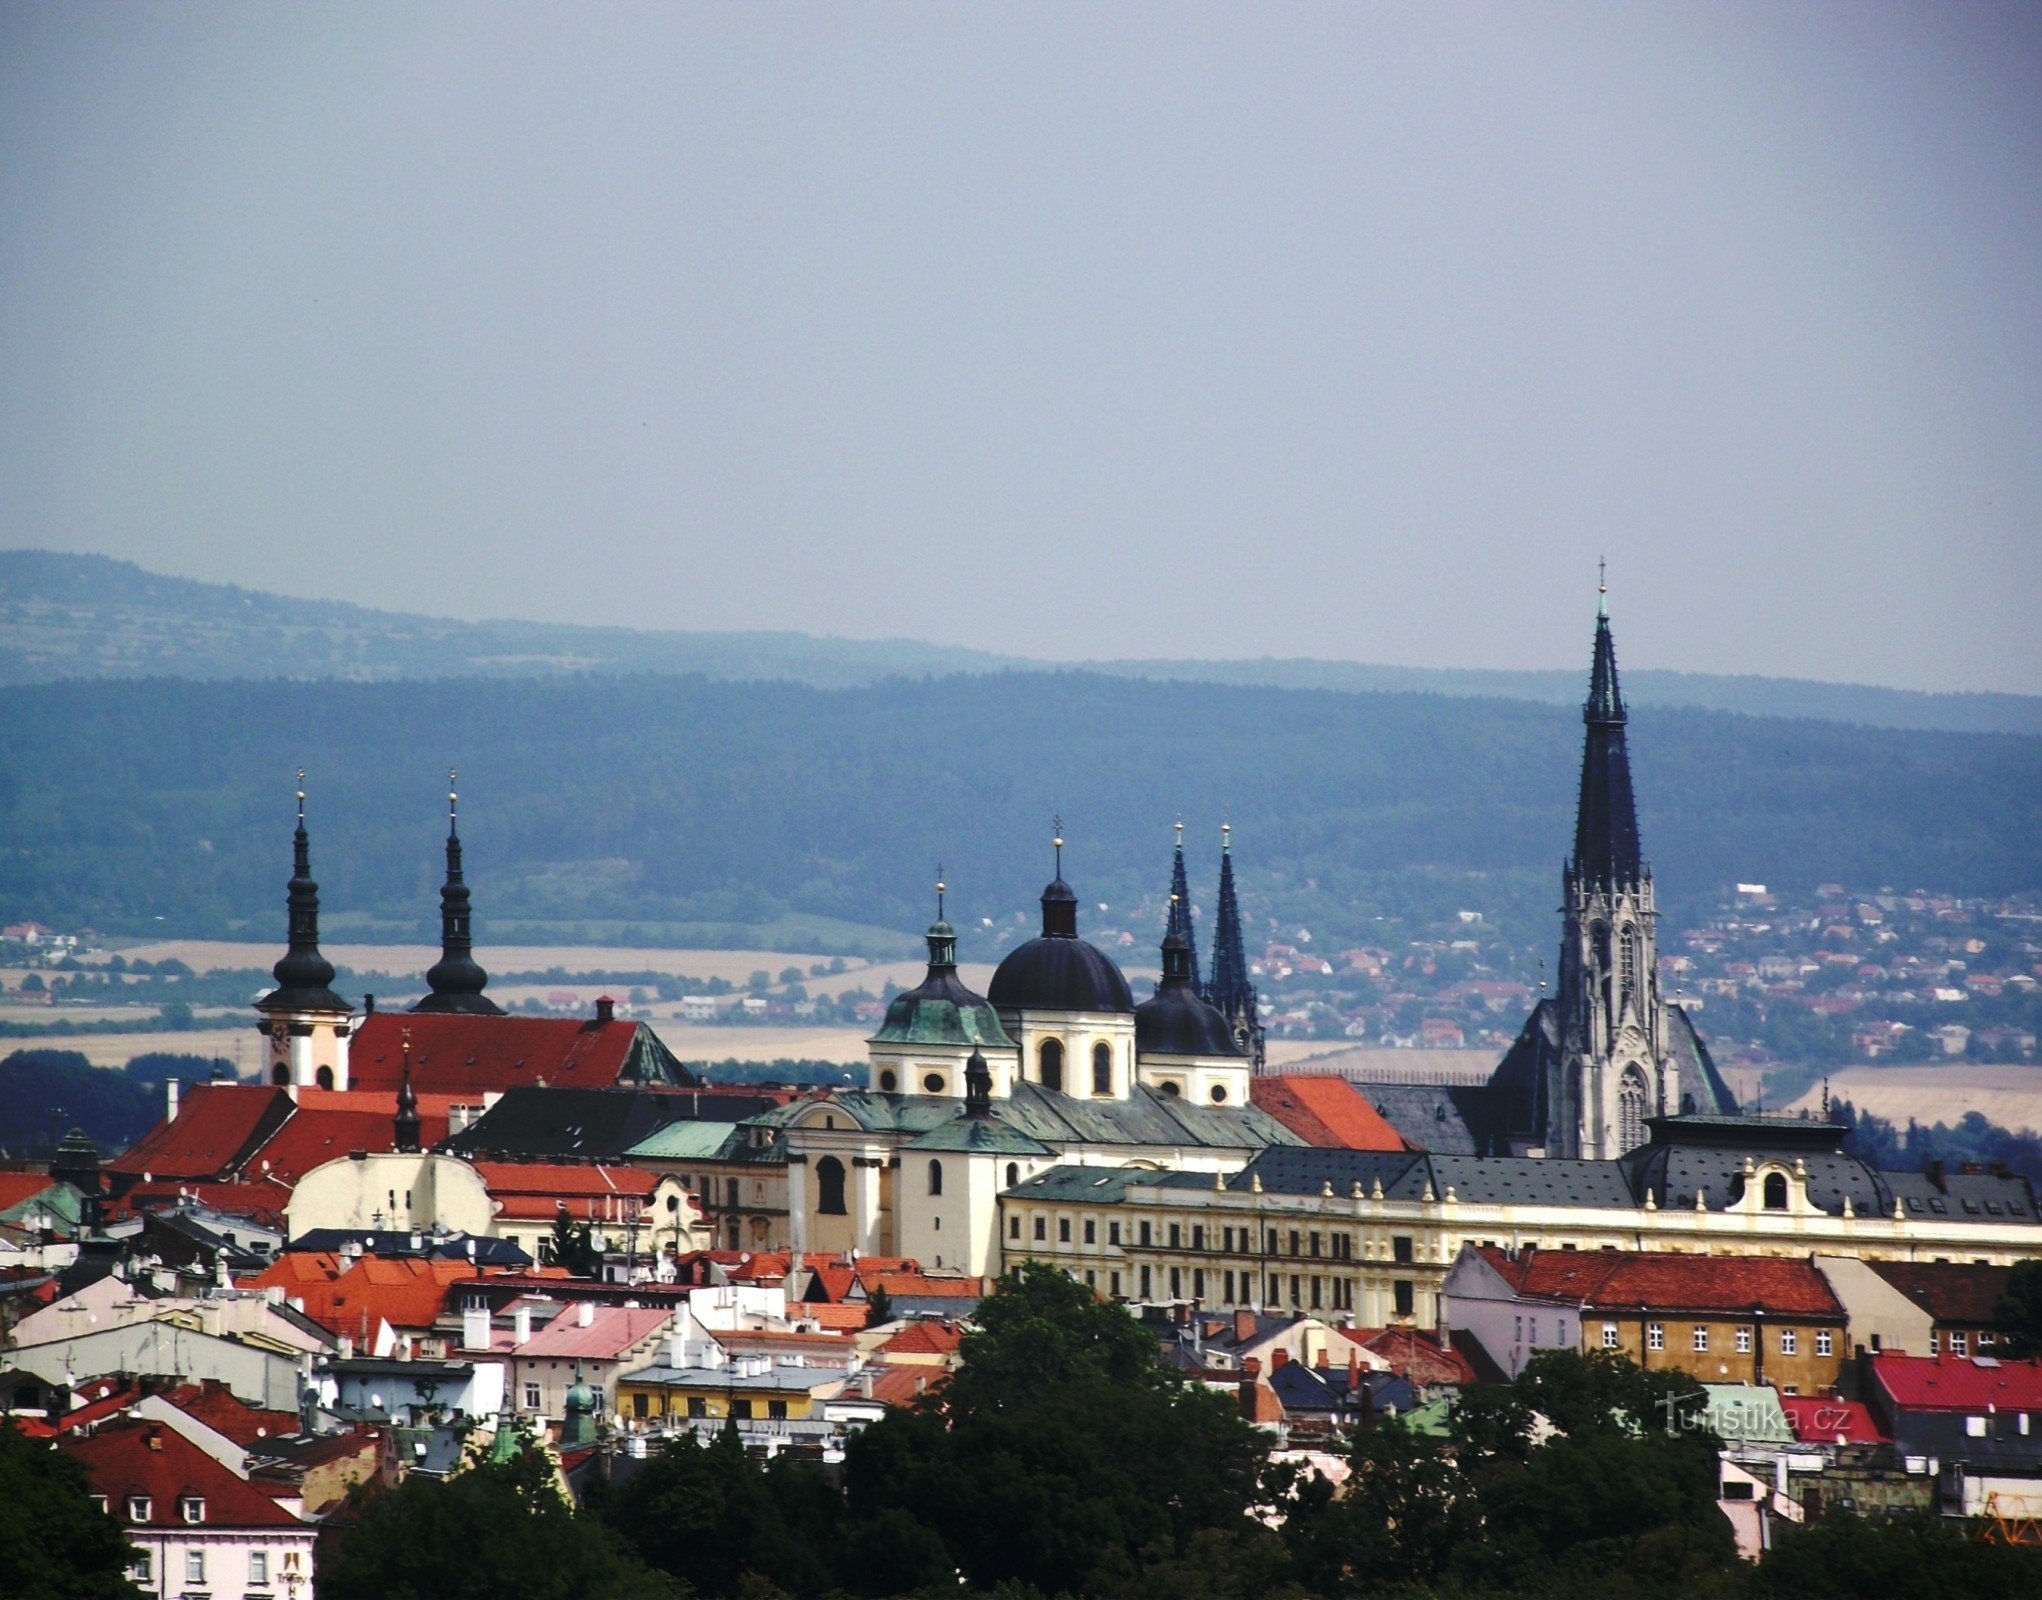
left=413, top=771, right=504, bottom=1016
left=868, top=869, right=1016, bottom=1098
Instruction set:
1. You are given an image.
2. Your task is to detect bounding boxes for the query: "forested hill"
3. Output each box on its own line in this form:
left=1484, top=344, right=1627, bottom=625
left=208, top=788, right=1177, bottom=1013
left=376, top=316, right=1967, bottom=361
left=0, top=671, right=2034, bottom=960
left=4, top=550, right=2036, bottom=736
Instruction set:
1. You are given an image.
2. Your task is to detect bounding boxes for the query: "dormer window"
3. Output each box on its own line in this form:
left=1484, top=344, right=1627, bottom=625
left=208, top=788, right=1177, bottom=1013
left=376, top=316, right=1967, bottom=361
left=126, top=1495, right=152, bottom=1523
left=90, top=1494, right=108, bottom=1516
left=181, top=1495, right=206, bottom=1524
left=1763, top=1172, right=1789, bottom=1210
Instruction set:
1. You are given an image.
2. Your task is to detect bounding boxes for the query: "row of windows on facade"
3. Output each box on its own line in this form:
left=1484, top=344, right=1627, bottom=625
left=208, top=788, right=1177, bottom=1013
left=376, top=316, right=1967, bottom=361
left=126, top=1546, right=294, bottom=1589
left=1047, top=1260, right=1404, bottom=1316
left=1008, top=1210, right=1411, bottom=1263
left=877, top=1042, right=1233, bottom=1103
left=1548, top=1320, right=1838, bottom=1358
left=101, top=1493, right=209, bottom=1524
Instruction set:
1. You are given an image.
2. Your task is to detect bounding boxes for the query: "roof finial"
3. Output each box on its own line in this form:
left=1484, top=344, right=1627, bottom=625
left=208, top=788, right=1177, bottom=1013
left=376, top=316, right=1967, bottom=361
left=936, top=865, right=946, bottom=922
left=296, top=768, right=306, bottom=826
left=1597, top=557, right=1608, bottom=620
left=1221, top=818, right=1232, bottom=855
left=1174, top=819, right=1183, bottom=847
left=449, top=768, right=459, bottom=834
left=1052, top=814, right=1063, bottom=877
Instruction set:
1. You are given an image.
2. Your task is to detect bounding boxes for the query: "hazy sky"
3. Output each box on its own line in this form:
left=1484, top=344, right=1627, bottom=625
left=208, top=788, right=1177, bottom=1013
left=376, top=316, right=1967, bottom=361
left=3, top=4, right=2038, bottom=693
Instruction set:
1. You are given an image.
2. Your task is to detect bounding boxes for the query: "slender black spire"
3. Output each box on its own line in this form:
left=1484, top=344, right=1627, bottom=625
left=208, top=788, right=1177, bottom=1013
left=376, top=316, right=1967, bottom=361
left=1164, top=821, right=1201, bottom=991
left=258, top=771, right=350, bottom=1014
left=394, top=1027, right=422, bottom=1153
left=415, top=771, right=503, bottom=1016
left=1570, top=568, right=1644, bottom=888
left=1206, top=821, right=1264, bottom=1068
left=1040, top=815, right=1078, bottom=938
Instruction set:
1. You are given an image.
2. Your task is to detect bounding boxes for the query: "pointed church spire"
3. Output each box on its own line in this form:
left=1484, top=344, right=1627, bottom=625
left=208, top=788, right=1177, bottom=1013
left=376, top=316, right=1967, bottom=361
left=924, top=865, right=958, bottom=970
left=394, top=1027, right=421, bottom=1153
left=1164, top=821, right=1201, bottom=990
left=1571, top=574, right=1644, bottom=887
left=414, top=771, right=503, bottom=1015
left=258, top=770, right=349, bottom=1013
left=1206, top=821, right=1264, bottom=1069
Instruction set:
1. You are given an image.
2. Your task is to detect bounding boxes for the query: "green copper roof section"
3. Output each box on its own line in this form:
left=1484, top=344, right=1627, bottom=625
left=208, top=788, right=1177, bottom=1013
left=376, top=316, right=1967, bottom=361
left=869, top=982, right=1015, bottom=1049
left=906, top=1117, right=1054, bottom=1155
left=626, top=1121, right=745, bottom=1161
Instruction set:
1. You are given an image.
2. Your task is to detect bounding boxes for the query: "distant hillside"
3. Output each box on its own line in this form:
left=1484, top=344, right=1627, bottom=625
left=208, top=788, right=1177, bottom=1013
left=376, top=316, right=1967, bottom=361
left=4, top=550, right=2035, bottom=736
left=0, top=670, right=2034, bottom=965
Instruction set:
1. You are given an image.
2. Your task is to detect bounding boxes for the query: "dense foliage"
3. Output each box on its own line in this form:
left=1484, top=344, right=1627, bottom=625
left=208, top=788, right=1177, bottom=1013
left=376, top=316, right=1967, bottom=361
left=0, top=1048, right=233, bottom=1156
left=0, top=1423, right=142, bottom=1600
left=1, top=670, right=2035, bottom=961
left=1836, top=1099, right=2042, bottom=1186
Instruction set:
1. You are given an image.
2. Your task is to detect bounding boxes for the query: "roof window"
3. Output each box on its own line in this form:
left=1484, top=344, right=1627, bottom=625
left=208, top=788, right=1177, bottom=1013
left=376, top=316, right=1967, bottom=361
left=181, top=1496, right=206, bottom=1524
left=126, top=1496, right=152, bottom=1523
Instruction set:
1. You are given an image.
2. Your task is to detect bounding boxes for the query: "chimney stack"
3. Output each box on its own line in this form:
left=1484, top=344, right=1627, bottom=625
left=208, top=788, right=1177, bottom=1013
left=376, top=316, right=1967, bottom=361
left=1233, top=1307, right=1256, bottom=1345
left=577, top=1300, right=595, bottom=1327
left=1271, top=1348, right=1289, bottom=1371
left=595, top=996, right=615, bottom=1025
left=166, top=1077, right=180, bottom=1120
left=462, top=1298, right=490, bottom=1351
left=512, top=1304, right=532, bottom=1345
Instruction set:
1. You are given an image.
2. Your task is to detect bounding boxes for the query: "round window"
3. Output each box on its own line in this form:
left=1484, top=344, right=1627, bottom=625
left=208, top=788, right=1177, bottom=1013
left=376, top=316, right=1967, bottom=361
left=879, top=1070, right=897, bottom=1091
left=1159, top=1081, right=1181, bottom=1097
left=923, top=1073, right=945, bottom=1094
left=1210, top=1085, right=1227, bottom=1103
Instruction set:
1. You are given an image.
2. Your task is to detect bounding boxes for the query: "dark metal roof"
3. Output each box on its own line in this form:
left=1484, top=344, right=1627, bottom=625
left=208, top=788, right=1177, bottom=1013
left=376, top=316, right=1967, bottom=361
left=1350, top=1082, right=1497, bottom=1156
left=441, top=1086, right=769, bottom=1162
left=872, top=927, right=1015, bottom=1049
left=257, top=810, right=351, bottom=1014
left=988, top=935, right=1134, bottom=1015
left=1134, top=932, right=1242, bottom=1058
left=906, top=1117, right=1053, bottom=1155
left=1570, top=605, right=1643, bottom=888
left=413, top=811, right=502, bottom=1016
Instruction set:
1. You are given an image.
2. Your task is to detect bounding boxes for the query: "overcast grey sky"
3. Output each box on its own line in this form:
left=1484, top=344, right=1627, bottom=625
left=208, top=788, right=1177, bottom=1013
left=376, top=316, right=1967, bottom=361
left=2, top=4, right=2037, bottom=693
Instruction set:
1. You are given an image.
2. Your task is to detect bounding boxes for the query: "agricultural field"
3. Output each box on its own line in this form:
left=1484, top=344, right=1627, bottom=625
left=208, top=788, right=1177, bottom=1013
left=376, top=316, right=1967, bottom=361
left=1783, top=1064, right=2042, bottom=1137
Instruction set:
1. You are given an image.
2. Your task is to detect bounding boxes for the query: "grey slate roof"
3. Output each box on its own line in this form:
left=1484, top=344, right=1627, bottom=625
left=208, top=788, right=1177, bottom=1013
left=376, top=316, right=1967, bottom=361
left=442, top=1086, right=775, bottom=1162
left=1350, top=1082, right=1495, bottom=1156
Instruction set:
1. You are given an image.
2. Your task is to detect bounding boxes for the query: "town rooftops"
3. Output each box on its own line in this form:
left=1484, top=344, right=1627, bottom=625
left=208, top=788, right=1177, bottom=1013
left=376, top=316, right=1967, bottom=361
left=59, top=1419, right=303, bottom=1529
left=242, top=1253, right=498, bottom=1337
left=1778, top=1393, right=1887, bottom=1445
left=1249, top=1076, right=1412, bottom=1152
left=515, top=1304, right=672, bottom=1361
left=1864, top=1260, right=2012, bottom=1326
left=348, top=1009, right=695, bottom=1095
left=1478, top=1246, right=1844, bottom=1319
left=1867, top=1353, right=2042, bottom=1412
left=468, top=1161, right=663, bottom=1221
left=107, top=1084, right=294, bottom=1181
left=443, top=1085, right=782, bottom=1163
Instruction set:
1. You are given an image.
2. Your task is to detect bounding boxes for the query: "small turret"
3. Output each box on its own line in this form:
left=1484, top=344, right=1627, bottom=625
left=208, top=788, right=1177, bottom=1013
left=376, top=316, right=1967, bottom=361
left=394, top=1028, right=422, bottom=1154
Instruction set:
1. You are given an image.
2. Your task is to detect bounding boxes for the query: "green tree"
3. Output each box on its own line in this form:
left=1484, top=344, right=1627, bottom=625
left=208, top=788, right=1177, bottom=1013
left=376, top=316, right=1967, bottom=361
left=1995, top=1257, right=2042, bottom=1357
left=862, top=1284, right=894, bottom=1328
left=321, top=1448, right=669, bottom=1600
left=1756, top=1509, right=2042, bottom=1599
left=546, top=1210, right=598, bottom=1277
left=0, top=1423, right=144, bottom=1600
left=1280, top=1419, right=1472, bottom=1596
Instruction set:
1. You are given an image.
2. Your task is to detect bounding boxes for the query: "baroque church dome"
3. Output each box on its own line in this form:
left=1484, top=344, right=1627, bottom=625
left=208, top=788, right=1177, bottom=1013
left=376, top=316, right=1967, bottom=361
left=1135, top=931, right=1241, bottom=1057
left=988, top=874, right=1134, bottom=1015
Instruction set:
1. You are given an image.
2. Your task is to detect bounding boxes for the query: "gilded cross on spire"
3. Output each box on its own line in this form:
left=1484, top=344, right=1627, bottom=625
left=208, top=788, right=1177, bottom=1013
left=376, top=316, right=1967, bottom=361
left=936, top=865, right=946, bottom=921
left=1052, top=814, right=1063, bottom=877
left=296, top=768, right=306, bottom=824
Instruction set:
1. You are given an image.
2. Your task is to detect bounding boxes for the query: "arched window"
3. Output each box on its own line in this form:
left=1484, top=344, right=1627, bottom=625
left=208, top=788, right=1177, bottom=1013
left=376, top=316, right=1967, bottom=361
left=1617, top=1067, right=1647, bottom=1154
left=1620, top=926, right=1640, bottom=1012
left=1005, top=1162, right=1020, bottom=1188
left=271, top=1063, right=288, bottom=1086
left=815, top=1156, right=846, bottom=1216
left=1092, top=1042, right=1113, bottom=1095
left=315, top=1065, right=334, bottom=1091
left=878, top=1069, right=897, bottom=1091
left=1039, top=1039, right=1064, bottom=1092
left=927, top=1159, right=944, bottom=1197
left=1763, top=1172, right=1789, bottom=1211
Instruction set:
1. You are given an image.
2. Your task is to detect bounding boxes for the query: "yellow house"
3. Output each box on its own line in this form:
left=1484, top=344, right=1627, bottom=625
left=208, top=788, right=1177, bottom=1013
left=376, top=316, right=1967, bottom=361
left=613, top=1354, right=826, bottom=1426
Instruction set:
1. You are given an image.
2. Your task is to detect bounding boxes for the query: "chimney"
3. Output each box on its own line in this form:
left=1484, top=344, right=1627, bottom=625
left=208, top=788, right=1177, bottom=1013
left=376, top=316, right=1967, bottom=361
left=462, top=1298, right=490, bottom=1351
left=577, top=1300, right=595, bottom=1328
left=1271, top=1348, right=1290, bottom=1371
left=364, top=993, right=375, bottom=1016
left=667, top=1333, right=685, bottom=1368
left=1233, top=1307, right=1256, bottom=1345
left=166, top=1077, right=180, bottom=1120
left=595, top=996, right=615, bottom=1025
left=1315, top=1346, right=1329, bottom=1369
left=1238, top=1356, right=1261, bottom=1417
left=513, top=1304, right=532, bottom=1345
left=145, top=1425, right=163, bottom=1451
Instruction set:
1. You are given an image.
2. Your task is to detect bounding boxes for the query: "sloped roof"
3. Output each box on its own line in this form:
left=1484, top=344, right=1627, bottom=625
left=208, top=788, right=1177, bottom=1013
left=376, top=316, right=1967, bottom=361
left=516, top=1305, right=671, bottom=1360
left=446, top=1086, right=772, bottom=1162
left=1702, top=1384, right=1796, bottom=1445
left=246, top=1104, right=451, bottom=1184
left=905, top=1117, right=1054, bottom=1155
left=1870, top=1353, right=2042, bottom=1412
left=1778, top=1394, right=1887, bottom=1445
left=107, top=1085, right=293, bottom=1180
left=1480, top=1246, right=1843, bottom=1319
left=1349, top=1080, right=1494, bottom=1155
left=0, top=1172, right=57, bottom=1212
left=158, top=1380, right=300, bottom=1447
left=877, top=1320, right=965, bottom=1358
left=469, top=1162, right=662, bottom=1220
left=1250, top=1076, right=1410, bottom=1151
left=348, top=1011, right=693, bottom=1095
left=60, top=1419, right=304, bottom=1529
left=248, top=1255, right=481, bottom=1336
left=1864, top=1261, right=2012, bottom=1326
left=627, top=1121, right=746, bottom=1161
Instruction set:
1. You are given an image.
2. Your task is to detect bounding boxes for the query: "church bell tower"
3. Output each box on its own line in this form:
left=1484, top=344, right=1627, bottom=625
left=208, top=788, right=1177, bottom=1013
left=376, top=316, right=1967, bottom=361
left=1551, top=575, right=1673, bottom=1157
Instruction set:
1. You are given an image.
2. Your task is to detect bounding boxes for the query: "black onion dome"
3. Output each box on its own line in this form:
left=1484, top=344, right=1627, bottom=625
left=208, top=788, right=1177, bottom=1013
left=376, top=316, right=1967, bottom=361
left=258, top=798, right=351, bottom=1014
left=1136, top=931, right=1243, bottom=1057
left=988, top=873, right=1133, bottom=1014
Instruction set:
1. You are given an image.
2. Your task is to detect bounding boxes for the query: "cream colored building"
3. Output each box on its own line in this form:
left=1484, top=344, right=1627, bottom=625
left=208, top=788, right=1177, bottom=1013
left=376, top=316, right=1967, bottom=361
left=285, top=1151, right=496, bottom=1239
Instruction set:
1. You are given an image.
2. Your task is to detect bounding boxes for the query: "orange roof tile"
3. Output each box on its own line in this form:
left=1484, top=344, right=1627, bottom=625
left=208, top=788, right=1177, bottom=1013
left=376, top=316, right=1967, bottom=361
left=1481, top=1247, right=1843, bottom=1319
left=877, top=1321, right=966, bottom=1357
left=0, top=1172, right=57, bottom=1211
left=1250, top=1077, right=1410, bottom=1151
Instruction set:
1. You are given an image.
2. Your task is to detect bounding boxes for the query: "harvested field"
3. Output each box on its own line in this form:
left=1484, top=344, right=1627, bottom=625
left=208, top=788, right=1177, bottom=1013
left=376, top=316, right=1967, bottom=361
left=1783, top=1065, right=2042, bottom=1136
left=100, top=941, right=865, bottom=984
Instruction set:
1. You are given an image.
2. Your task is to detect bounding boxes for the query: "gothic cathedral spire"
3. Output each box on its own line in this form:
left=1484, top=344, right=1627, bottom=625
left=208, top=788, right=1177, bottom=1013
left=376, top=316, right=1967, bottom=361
left=1164, top=821, right=1200, bottom=991
left=1553, top=575, right=1667, bottom=1157
left=1206, top=822, right=1264, bottom=1071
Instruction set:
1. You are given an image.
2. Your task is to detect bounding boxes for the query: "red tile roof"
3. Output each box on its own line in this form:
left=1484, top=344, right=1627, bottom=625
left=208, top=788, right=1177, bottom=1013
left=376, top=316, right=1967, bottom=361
left=1865, top=1262, right=2012, bottom=1327
left=1251, top=1077, right=1412, bottom=1152
left=515, top=1305, right=671, bottom=1360
left=860, top=1366, right=944, bottom=1407
left=1778, top=1394, right=1887, bottom=1445
left=348, top=1012, right=648, bottom=1095
left=877, top=1321, right=966, bottom=1358
left=107, top=1085, right=292, bottom=1180
left=863, top=1271, right=978, bottom=1299
left=792, top=1302, right=869, bottom=1332
left=1869, top=1353, right=2042, bottom=1412
left=243, top=1255, right=482, bottom=1337
left=1334, top=1325, right=1477, bottom=1386
left=109, top=1178, right=294, bottom=1228
left=1480, top=1247, right=1843, bottom=1319
left=157, top=1381, right=301, bottom=1447
left=239, top=1104, right=451, bottom=1185
left=0, top=1172, right=57, bottom=1211
left=470, top=1162, right=661, bottom=1221
left=59, top=1419, right=303, bottom=1528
